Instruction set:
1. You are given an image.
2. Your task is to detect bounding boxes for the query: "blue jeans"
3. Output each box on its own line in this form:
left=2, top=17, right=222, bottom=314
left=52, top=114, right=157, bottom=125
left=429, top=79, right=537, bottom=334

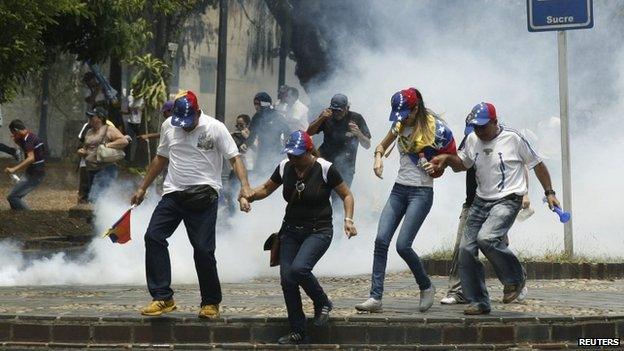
left=87, top=164, right=118, bottom=202
left=7, top=172, right=44, bottom=210
left=370, top=183, right=433, bottom=299
left=458, top=195, right=524, bottom=309
left=144, top=193, right=221, bottom=306
left=280, top=223, right=332, bottom=334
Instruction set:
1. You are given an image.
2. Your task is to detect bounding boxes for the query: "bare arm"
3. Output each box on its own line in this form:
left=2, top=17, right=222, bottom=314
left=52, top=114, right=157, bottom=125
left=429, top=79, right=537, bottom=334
left=532, top=161, right=561, bottom=209
left=229, top=155, right=251, bottom=198
left=333, top=182, right=357, bottom=238
left=6, top=150, right=35, bottom=173
left=373, top=129, right=398, bottom=179
left=307, top=109, right=332, bottom=135
left=130, top=155, right=169, bottom=205
left=428, top=154, right=469, bottom=173
left=356, top=130, right=371, bottom=149
left=247, top=179, right=281, bottom=203
left=139, top=133, right=160, bottom=141
left=106, top=126, right=129, bottom=149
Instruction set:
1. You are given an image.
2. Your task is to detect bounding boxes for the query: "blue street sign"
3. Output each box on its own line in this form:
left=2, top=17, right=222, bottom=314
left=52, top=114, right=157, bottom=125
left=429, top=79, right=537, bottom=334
left=527, top=0, right=593, bottom=32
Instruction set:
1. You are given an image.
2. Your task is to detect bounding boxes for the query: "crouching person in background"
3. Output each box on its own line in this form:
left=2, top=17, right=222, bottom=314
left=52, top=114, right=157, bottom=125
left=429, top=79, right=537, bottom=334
left=4, top=119, right=46, bottom=210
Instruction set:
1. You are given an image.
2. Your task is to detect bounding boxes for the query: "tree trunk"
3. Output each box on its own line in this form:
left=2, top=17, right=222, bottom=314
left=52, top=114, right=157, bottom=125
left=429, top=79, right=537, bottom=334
left=109, top=57, right=123, bottom=128
left=38, top=65, right=50, bottom=143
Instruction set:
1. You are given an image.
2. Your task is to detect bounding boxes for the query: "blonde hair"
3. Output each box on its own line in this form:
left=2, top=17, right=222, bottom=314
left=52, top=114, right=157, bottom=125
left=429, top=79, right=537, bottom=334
left=394, top=108, right=437, bottom=153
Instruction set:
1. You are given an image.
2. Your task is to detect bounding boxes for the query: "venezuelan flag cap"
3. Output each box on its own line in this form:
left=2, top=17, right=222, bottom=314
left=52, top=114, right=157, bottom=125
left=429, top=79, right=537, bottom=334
left=171, top=91, right=199, bottom=128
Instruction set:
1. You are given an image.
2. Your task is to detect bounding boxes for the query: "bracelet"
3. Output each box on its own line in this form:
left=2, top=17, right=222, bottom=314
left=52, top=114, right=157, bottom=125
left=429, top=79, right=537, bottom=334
left=544, top=190, right=556, bottom=196
left=344, top=218, right=354, bottom=223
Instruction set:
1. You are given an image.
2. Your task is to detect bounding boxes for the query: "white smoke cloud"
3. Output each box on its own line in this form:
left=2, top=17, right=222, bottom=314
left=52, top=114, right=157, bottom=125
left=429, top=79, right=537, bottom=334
left=0, top=0, right=622, bottom=286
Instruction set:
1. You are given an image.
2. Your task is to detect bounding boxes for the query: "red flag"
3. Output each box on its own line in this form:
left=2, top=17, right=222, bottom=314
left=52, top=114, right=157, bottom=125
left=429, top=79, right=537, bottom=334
left=103, top=206, right=134, bottom=244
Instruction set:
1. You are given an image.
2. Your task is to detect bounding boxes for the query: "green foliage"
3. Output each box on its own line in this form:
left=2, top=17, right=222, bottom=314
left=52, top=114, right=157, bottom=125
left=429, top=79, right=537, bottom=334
left=44, top=0, right=152, bottom=63
left=0, top=0, right=87, bottom=103
left=0, top=0, right=216, bottom=104
left=129, top=54, right=170, bottom=118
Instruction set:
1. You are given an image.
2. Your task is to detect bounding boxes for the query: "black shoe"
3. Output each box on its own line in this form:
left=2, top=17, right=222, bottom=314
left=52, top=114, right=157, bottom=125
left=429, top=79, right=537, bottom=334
left=313, top=301, right=333, bottom=327
left=277, top=332, right=308, bottom=344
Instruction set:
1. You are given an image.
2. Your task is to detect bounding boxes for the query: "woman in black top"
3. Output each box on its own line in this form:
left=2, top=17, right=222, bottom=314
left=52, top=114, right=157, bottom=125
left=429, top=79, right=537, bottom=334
left=239, top=130, right=357, bottom=345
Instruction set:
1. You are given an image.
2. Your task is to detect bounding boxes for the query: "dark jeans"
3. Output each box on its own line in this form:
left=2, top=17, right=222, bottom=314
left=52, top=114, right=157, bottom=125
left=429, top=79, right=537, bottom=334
left=0, top=143, right=16, bottom=157
left=459, top=195, right=524, bottom=310
left=144, top=193, right=221, bottom=306
left=78, top=166, right=89, bottom=203
left=7, top=172, right=44, bottom=210
left=280, top=222, right=332, bottom=334
left=124, top=122, right=141, bottom=163
left=370, top=183, right=433, bottom=299
left=86, top=164, right=118, bottom=202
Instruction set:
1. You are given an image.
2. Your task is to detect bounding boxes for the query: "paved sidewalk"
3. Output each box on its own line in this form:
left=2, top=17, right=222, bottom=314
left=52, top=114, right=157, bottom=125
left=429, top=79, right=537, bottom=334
left=1, top=273, right=622, bottom=319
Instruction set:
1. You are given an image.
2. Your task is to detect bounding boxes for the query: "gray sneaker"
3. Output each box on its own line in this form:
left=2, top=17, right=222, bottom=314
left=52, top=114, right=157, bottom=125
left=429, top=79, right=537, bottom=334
left=419, top=285, right=436, bottom=312
left=354, top=298, right=383, bottom=313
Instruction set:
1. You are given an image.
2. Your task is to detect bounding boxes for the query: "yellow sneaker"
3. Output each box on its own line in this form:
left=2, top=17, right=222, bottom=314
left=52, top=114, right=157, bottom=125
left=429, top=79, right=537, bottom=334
left=198, top=304, right=220, bottom=319
left=140, top=299, right=176, bottom=316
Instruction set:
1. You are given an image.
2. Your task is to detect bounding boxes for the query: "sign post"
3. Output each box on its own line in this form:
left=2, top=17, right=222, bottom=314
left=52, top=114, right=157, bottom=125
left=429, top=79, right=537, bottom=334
left=527, top=0, right=594, bottom=257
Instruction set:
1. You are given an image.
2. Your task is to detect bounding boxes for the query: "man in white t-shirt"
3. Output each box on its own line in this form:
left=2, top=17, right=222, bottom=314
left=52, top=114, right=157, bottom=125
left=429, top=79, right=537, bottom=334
left=131, top=91, right=252, bottom=319
left=429, top=102, right=561, bottom=315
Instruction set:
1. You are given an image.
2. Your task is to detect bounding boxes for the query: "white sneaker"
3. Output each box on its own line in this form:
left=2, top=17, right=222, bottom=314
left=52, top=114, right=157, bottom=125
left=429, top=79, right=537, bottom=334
left=440, top=296, right=459, bottom=305
left=516, top=287, right=528, bottom=302
left=354, top=298, right=383, bottom=313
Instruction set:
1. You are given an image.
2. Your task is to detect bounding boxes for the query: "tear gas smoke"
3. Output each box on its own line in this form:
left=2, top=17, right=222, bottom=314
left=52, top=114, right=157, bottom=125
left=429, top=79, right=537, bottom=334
left=0, top=0, right=622, bottom=286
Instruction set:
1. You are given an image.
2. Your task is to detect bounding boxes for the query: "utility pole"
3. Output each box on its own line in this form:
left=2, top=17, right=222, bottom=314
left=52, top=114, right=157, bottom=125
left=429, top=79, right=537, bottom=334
left=557, top=31, right=574, bottom=256
left=215, top=0, right=228, bottom=122
left=278, top=13, right=291, bottom=90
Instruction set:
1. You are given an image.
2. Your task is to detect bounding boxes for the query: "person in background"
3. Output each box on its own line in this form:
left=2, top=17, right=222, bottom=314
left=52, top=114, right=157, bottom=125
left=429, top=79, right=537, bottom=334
left=224, top=114, right=251, bottom=214
left=77, top=108, right=117, bottom=204
left=278, top=87, right=309, bottom=131
left=122, top=89, right=145, bottom=163
left=239, top=130, right=357, bottom=344
left=428, top=102, right=559, bottom=315
left=274, top=85, right=290, bottom=114
left=82, top=72, right=107, bottom=109
left=131, top=91, right=252, bottom=319
left=77, top=107, right=128, bottom=202
left=4, top=119, right=46, bottom=210
left=355, top=87, right=456, bottom=314
left=138, top=100, right=174, bottom=142
left=307, top=94, right=371, bottom=190
left=241, top=92, right=290, bottom=178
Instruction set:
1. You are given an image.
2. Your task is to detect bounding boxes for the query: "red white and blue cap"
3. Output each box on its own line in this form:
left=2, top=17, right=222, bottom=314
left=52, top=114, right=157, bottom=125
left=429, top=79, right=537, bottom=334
left=465, top=102, right=497, bottom=134
left=171, top=91, right=199, bottom=128
left=389, top=87, right=421, bottom=122
left=282, top=130, right=314, bottom=156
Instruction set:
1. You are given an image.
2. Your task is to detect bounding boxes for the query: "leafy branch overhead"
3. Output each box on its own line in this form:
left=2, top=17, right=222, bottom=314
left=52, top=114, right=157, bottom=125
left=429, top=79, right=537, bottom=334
left=129, top=54, right=170, bottom=120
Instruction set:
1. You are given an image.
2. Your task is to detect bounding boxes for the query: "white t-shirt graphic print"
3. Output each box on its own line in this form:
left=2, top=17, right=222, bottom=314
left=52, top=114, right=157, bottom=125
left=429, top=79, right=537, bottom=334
left=157, top=112, right=239, bottom=195
left=458, top=126, right=542, bottom=201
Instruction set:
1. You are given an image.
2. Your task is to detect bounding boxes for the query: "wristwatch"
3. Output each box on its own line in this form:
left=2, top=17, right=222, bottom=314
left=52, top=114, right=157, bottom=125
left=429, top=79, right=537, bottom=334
left=544, top=190, right=556, bottom=196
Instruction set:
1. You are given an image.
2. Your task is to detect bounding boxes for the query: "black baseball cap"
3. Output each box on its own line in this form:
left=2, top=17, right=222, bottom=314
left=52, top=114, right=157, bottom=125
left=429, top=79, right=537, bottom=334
left=329, top=94, right=349, bottom=111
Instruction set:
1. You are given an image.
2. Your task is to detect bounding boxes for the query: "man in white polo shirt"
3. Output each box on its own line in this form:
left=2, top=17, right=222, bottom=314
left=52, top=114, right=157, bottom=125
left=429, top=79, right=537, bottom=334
left=131, top=90, right=252, bottom=319
left=429, top=102, right=560, bottom=315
